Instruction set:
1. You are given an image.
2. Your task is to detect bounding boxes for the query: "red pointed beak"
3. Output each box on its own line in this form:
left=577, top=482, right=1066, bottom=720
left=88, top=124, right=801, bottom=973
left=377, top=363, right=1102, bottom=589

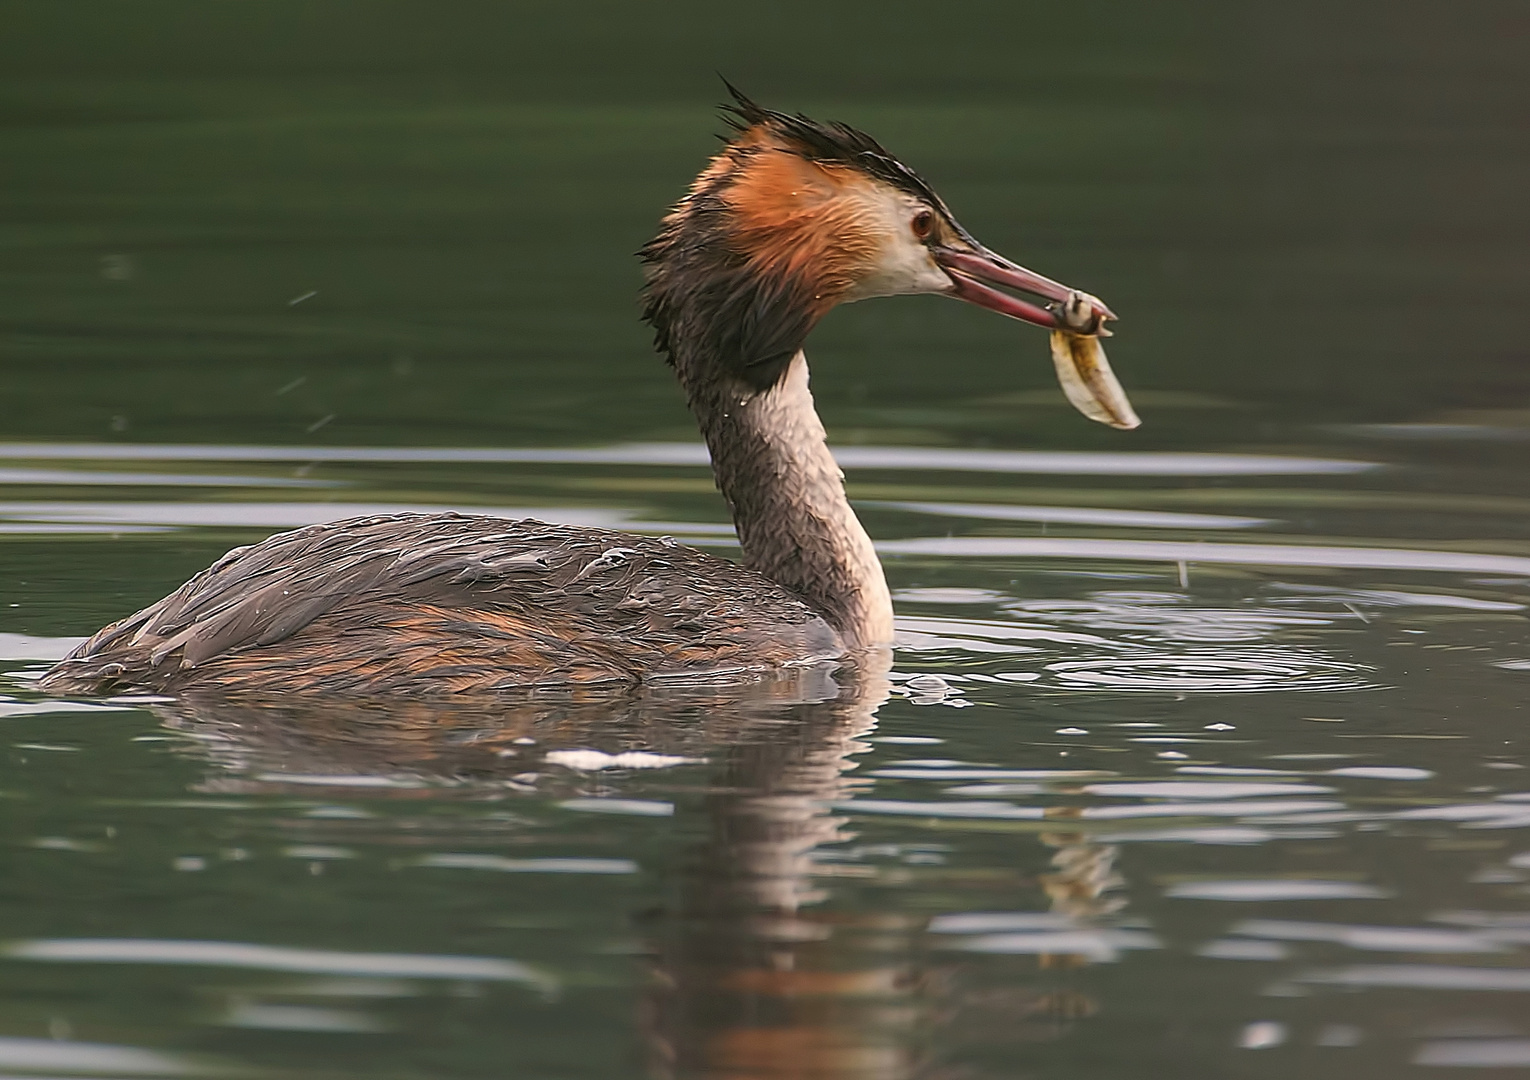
left=934, top=247, right=1116, bottom=330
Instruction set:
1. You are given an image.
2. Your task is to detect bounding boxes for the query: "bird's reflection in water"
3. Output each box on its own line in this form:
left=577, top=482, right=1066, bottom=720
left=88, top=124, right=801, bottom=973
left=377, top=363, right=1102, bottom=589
left=640, top=660, right=920, bottom=1080
left=150, top=658, right=1118, bottom=1079
left=154, top=662, right=850, bottom=791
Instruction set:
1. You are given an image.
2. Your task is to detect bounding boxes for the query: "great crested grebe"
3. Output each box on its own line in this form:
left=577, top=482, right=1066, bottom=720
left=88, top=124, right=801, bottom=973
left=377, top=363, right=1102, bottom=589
left=42, top=89, right=1138, bottom=697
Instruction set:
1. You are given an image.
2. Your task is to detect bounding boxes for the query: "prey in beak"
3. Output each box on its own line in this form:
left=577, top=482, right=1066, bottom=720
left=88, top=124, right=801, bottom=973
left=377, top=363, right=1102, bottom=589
left=934, top=245, right=1141, bottom=431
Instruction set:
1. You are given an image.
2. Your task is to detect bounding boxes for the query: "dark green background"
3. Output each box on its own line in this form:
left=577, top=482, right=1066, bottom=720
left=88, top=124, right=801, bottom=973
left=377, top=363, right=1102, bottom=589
left=4, top=0, right=1525, bottom=449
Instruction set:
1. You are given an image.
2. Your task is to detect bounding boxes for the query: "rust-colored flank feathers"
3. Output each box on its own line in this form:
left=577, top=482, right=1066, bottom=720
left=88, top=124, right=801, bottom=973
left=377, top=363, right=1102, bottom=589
left=42, top=515, right=839, bottom=695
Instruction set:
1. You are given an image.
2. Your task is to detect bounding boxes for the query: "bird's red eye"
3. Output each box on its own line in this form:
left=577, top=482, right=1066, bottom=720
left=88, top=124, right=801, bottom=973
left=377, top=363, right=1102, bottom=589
left=911, top=210, right=934, bottom=240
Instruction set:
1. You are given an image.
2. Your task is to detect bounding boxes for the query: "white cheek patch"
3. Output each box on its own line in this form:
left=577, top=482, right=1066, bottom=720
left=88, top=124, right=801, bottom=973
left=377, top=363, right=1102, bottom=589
left=839, top=189, right=949, bottom=302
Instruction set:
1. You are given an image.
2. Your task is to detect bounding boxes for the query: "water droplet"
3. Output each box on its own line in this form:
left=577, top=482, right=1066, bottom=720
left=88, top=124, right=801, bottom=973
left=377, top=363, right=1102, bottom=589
left=1239, top=1021, right=1287, bottom=1049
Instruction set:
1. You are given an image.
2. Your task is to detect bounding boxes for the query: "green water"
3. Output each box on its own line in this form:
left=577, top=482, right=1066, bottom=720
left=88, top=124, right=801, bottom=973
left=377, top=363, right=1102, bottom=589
left=2, top=2, right=1530, bottom=1077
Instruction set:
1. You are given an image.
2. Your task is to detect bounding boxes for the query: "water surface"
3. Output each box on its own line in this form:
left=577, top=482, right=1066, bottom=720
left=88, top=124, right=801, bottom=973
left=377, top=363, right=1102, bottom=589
left=2, top=3, right=1529, bottom=1077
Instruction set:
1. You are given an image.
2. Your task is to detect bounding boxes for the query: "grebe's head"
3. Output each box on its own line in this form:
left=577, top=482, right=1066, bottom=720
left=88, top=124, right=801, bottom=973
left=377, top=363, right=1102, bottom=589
left=641, top=86, right=1118, bottom=399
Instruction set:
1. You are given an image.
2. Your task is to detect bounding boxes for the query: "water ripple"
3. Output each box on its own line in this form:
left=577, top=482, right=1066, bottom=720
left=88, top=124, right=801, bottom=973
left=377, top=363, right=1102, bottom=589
left=877, top=536, right=1530, bottom=577
left=0, top=442, right=1380, bottom=476
left=3, top=938, right=552, bottom=988
left=1007, top=591, right=1339, bottom=643
left=1043, top=648, right=1378, bottom=693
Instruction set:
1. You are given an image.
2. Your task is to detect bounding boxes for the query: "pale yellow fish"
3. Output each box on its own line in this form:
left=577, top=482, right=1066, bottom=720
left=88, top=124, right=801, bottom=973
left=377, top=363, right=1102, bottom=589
left=1049, top=292, right=1140, bottom=431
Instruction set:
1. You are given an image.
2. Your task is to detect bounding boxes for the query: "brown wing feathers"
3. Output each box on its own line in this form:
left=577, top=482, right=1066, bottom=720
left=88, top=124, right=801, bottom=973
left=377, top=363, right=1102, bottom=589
left=41, top=514, right=841, bottom=696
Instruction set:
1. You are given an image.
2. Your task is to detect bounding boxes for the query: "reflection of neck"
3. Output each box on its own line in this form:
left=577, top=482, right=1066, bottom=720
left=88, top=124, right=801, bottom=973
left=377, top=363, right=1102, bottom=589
left=649, top=660, right=905, bottom=1078
left=684, top=351, right=894, bottom=648
left=702, top=662, right=889, bottom=913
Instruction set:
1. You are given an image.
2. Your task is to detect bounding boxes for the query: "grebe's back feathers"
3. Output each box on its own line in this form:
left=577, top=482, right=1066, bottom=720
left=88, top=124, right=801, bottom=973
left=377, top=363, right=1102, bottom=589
left=41, top=514, right=840, bottom=696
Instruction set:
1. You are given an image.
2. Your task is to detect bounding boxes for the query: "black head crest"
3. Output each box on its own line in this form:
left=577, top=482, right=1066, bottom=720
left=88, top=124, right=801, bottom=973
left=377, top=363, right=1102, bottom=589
left=716, top=81, right=943, bottom=208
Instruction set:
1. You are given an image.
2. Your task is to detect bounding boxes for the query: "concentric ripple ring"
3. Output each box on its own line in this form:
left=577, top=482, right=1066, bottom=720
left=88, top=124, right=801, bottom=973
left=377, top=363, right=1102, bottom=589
left=1043, top=649, right=1378, bottom=694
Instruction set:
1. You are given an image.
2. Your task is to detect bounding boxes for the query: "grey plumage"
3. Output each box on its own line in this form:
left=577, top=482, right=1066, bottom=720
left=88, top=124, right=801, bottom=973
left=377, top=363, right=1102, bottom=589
left=41, top=513, right=841, bottom=696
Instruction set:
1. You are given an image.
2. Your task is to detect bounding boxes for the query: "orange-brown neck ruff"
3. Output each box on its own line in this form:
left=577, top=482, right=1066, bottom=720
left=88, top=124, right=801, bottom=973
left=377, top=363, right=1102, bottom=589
left=640, top=125, right=890, bottom=395
left=722, top=133, right=883, bottom=317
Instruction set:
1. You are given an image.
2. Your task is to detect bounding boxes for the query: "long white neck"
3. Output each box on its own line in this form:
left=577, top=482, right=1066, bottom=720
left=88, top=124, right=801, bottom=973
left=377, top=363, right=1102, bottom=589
left=687, top=352, right=894, bottom=648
